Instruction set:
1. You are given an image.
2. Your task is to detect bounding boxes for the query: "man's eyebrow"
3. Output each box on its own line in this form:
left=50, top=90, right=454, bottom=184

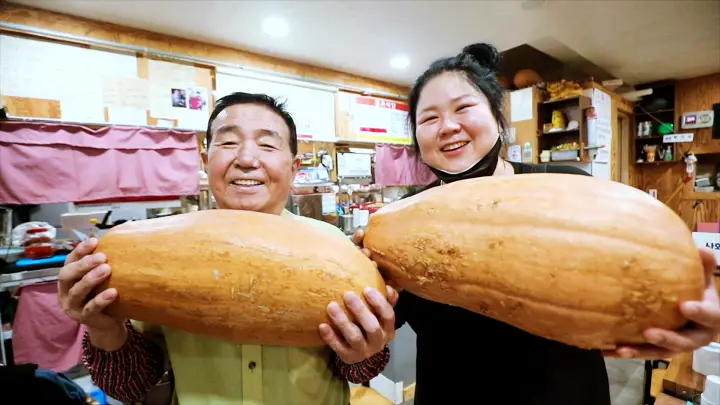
left=214, top=124, right=240, bottom=136
left=213, top=126, right=280, bottom=138
left=257, top=129, right=281, bottom=138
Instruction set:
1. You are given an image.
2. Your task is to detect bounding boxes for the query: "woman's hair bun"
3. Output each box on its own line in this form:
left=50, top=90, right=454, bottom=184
left=461, top=43, right=500, bottom=73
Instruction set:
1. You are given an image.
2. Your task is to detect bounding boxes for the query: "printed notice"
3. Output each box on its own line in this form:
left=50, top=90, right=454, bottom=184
left=510, top=88, right=533, bottom=122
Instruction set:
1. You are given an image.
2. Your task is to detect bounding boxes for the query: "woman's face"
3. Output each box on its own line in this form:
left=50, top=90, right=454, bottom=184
left=415, top=72, right=500, bottom=173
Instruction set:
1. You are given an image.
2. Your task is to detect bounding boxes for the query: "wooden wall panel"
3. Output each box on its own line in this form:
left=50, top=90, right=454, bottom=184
left=1, top=96, right=61, bottom=118
left=0, top=3, right=408, bottom=97
left=639, top=72, right=720, bottom=229
left=676, top=73, right=720, bottom=155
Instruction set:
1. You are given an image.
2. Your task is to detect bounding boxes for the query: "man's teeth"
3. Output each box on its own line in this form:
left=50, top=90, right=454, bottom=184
left=442, top=142, right=467, bottom=151
left=232, top=180, right=262, bottom=186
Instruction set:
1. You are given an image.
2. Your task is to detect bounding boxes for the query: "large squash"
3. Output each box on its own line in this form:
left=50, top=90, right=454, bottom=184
left=95, top=209, right=386, bottom=346
left=364, top=174, right=705, bottom=349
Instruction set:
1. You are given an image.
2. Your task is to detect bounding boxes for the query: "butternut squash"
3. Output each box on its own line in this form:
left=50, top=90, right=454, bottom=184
left=364, top=174, right=705, bottom=349
left=95, top=209, right=386, bottom=346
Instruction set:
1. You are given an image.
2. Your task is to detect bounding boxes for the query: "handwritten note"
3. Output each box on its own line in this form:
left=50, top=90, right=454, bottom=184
left=148, top=59, right=195, bottom=85
left=102, top=77, right=149, bottom=109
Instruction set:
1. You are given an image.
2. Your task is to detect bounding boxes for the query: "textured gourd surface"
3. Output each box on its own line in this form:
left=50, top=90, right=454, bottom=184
left=364, top=174, right=705, bottom=349
left=96, top=209, right=386, bottom=346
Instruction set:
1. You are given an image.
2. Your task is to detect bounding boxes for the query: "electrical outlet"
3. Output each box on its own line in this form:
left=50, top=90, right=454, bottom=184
left=649, top=189, right=658, bottom=199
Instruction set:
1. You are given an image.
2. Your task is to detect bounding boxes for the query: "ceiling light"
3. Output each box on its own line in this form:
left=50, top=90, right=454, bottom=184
left=390, top=55, right=410, bottom=70
left=262, top=16, right=289, bottom=38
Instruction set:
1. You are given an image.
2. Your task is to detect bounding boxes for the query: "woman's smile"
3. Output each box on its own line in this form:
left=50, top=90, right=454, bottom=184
left=440, top=141, right=470, bottom=156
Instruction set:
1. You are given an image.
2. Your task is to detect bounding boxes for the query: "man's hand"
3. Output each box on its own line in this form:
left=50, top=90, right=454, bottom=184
left=319, top=286, right=398, bottom=364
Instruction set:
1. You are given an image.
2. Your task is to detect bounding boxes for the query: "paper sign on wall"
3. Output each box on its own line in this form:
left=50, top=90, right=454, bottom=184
left=510, top=88, right=533, bottom=122
left=663, top=133, right=694, bottom=143
left=592, top=89, right=612, bottom=164
left=338, top=152, right=372, bottom=177
left=693, top=232, right=720, bottom=266
left=507, top=144, right=521, bottom=163
left=351, top=95, right=411, bottom=144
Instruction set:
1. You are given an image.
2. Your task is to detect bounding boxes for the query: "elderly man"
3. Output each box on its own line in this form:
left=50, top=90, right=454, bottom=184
left=57, top=92, right=396, bottom=405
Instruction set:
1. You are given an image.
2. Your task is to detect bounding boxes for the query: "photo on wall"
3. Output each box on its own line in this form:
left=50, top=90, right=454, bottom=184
left=187, top=86, right=208, bottom=111
left=171, top=88, right=187, bottom=108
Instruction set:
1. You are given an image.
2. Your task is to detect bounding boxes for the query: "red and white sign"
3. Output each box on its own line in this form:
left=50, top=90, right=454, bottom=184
left=351, top=95, right=411, bottom=144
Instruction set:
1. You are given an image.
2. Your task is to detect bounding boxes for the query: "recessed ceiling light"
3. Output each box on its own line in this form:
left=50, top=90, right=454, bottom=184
left=390, top=55, right=410, bottom=70
left=262, top=16, right=289, bottom=38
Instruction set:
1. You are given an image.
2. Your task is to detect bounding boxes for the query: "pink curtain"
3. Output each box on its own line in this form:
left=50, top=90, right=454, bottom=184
left=0, top=121, right=200, bottom=204
left=12, top=282, right=87, bottom=372
left=374, top=144, right=437, bottom=187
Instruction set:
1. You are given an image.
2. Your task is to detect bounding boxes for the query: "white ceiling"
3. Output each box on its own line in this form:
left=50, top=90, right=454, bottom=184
left=10, top=0, right=720, bottom=87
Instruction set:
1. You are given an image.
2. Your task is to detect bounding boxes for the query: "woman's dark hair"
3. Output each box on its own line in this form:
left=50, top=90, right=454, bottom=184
left=205, top=92, right=298, bottom=155
left=407, top=43, right=508, bottom=154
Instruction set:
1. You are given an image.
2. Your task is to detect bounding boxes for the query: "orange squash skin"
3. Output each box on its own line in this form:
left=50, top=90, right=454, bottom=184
left=364, top=174, right=705, bottom=349
left=95, top=209, right=386, bottom=347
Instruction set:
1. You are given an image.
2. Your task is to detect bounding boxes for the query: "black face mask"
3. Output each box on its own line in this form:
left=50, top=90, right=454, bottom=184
left=426, top=136, right=503, bottom=184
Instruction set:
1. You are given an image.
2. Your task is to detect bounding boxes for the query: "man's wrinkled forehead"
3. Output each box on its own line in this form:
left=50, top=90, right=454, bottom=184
left=211, top=104, right=288, bottom=136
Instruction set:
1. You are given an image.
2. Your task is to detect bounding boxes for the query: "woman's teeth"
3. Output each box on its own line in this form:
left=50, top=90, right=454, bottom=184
left=232, top=180, right=263, bottom=186
left=442, top=142, right=468, bottom=152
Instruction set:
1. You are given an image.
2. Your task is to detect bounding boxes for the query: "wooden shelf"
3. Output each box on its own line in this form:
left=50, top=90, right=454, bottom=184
left=635, top=135, right=670, bottom=141
left=635, top=108, right=674, bottom=116
left=537, top=95, right=591, bottom=162
left=541, top=96, right=582, bottom=105
left=634, top=160, right=679, bottom=165
left=540, top=128, right=579, bottom=136
left=689, top=191, right=720, bottom=200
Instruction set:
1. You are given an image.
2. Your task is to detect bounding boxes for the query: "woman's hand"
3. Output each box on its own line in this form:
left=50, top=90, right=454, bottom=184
left=352, top=228, right=373, bottom=260
left=352, top=228, right=403, bottom=293
left=604, top=248, right=720, bottom=359
left=319, top=285, right=399, bottom=364
left=57, top=238, right=127, bottom=350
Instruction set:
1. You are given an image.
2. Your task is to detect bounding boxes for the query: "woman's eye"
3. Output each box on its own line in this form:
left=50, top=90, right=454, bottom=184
left=420, top=116, right=438, bottom=124
left=260, top=143, right=277, bottom=149
left=457, top=105, right=470, bottom=112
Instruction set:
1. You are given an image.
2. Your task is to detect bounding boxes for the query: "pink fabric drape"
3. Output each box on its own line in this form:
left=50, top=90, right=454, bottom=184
left=374, top=144, right=437, bottom=187
left=0, top=121, right=200, bottom=204
left=12, top=282, right=87, bottom=372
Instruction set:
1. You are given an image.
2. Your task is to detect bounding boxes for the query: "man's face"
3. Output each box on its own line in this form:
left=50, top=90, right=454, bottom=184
left=203, top=103, right=299, bottom=215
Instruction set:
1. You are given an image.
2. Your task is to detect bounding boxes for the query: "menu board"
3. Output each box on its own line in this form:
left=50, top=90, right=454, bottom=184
left=337, top=93, right=411, bottom=145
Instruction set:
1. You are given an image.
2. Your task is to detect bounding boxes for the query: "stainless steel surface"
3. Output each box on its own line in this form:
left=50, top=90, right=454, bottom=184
left=0, top=267, right=61, bottom=291
left=340, top=214, right=354, bottom=234
left=0, top=22, right=406, bottom=101
left=0, top=208, right=11, bottom=247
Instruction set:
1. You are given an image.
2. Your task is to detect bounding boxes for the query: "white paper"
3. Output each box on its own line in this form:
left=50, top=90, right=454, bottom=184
left=510, top=88, right=533, bottom=122
left=592, top=89, right=612, bottom=164
left=156, top=119, right=174, bottom=128
left=663, top=133, right=694, bottom=143
left=321, top=194, right=337, bottom=214
left=107, top=107, right=148, bottom=126
left=507, top=144, right=521, bottom=163
left=338, top=152, right=372, bottom=177
left=521, top=143, right=533, bottom=163
left=692, top=232, right=720, bottom=265
left=176, top=108, right=209, bottom=131
left=0, top=35, right=137, bottom=123
left=216, top=72, right=336, bottom=142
